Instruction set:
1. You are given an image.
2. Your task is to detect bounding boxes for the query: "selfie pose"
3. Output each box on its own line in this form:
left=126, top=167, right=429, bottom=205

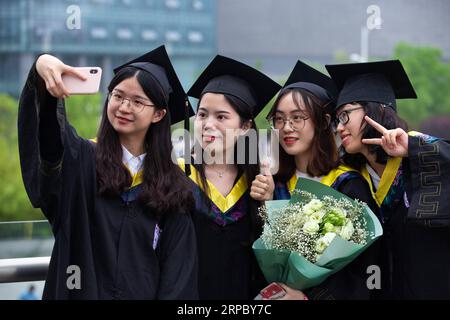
left=18, top=46, right=198, bottom=299
left=181, top=55, right=281, bottom=299
left=327, top=59, right=450, bottom=299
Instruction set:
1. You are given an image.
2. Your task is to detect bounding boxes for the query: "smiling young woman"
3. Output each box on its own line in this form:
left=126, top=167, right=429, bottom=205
left=327, top=59, right=450, bottom=299
left=18, top=46, right=198, bottom=300
left=181, top=55, right=281, bottom=300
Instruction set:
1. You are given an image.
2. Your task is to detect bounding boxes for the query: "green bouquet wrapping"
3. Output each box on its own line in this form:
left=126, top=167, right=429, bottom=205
left=252, top=178, right=383, bottom=290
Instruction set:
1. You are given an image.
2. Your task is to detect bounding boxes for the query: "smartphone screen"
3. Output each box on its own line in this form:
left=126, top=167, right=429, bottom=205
left=62, top=67, right=102, bottom=95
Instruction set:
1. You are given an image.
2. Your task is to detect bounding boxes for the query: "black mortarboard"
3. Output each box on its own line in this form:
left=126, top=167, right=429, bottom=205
left=114, top=45, right=194, bottom=125
left=281, top=60, right=338, bottom=112
left=187, top=55, right=281, bottom=116
left=326, top=60, right=417, bottom=111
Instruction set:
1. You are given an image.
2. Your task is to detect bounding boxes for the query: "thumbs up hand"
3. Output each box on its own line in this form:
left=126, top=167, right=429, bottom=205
left=250, top=161, right=275, bottom=201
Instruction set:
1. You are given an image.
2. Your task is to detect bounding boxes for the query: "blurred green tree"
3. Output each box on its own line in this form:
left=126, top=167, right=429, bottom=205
left=0, top=93, right=103, bottom=221
left=0, top=94, right=42, bottom=221
left=393, top=42, right=450, bottom=129
left=65, top=93, right=103, bottom=139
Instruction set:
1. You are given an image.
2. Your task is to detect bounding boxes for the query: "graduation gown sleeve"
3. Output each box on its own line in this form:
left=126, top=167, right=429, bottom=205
left=156, top=211, right=199, bottom=299
left=377, top=133, right=450, bottom=299
left=18, top=60, right=59, bottom=215
left=406, top=133, right=450, bottom=226
left=17, top=60, right=92, bottom=230
left=17, top=60, right=104, bottom=299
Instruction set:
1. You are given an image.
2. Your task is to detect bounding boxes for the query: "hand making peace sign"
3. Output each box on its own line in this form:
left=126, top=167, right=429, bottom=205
left=362, top=116, right=409, bottom=158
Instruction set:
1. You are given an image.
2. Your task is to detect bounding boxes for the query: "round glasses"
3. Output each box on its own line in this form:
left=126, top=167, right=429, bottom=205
left=333, top=106, right=364, bottom=129
left=269, top=114, right=309, bottom=131
left=108, top=92, right=155, bottom=113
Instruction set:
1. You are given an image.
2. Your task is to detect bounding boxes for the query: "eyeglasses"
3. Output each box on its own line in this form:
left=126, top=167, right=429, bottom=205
left=268, top=114, right=310, bottom=131
left=333, top=106, right=364, bottom=128
left=108, top=91, right=155, bottom=113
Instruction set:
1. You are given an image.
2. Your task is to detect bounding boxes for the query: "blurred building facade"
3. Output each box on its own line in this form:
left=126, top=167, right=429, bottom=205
left=0, top=0, right=216, bottom=96
left=1, top=0, right=449, bottom=96
left=217, top=0, right=450, bottom=78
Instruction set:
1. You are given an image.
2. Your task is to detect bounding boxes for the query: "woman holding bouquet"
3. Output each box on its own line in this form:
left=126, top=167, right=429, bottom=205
left=181, top=55, right=281, bottom=299
left=327, top=59, right=450, bottom=299
left=18, top=46, right=198, bottom=299
left=250, top=61, right=379, bottom=300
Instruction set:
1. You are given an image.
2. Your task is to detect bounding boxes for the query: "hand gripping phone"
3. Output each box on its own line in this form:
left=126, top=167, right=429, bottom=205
left=62, top=67, right=102, bottom=94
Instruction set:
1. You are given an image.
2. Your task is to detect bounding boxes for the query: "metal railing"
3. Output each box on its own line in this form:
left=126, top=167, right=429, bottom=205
left=0, top=219, right=52, bottom=284
left=0, top=257, right=49, bottom=283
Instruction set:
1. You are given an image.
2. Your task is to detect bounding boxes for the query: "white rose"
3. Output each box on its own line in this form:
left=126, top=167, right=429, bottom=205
left=340, top=221, right=354, bottom=240
left=315, top=232, right=337, bottom=253
left=310, top=210, right=326, bottom=223
left=303, top=220, right=320, bottom=234
left=303, top=199, right=324, bottom=215
left=330, top=207, right=347, bottom=218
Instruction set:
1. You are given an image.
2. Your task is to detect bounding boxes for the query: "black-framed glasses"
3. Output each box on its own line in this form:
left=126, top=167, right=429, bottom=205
left=333, top=106, right=364, bottom=128
left=268, top=114, right=310, bottom=131
left=108, top=91, right=156, bottom=113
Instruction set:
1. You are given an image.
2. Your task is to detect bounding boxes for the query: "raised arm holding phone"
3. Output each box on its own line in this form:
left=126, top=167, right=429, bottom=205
left=18, top=46, right=198, bottom=300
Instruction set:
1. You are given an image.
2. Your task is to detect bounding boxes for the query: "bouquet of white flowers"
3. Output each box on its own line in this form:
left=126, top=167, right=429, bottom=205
left=253, top=178, right=382, bottom=290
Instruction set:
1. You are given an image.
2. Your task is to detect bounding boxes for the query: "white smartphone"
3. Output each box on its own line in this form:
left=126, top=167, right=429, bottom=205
left=62, top=67, right=102, bottom=95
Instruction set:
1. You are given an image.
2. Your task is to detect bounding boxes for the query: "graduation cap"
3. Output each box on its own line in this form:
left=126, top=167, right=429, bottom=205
left=187, top=55, right=281, bottom=116
left=325, top=60, right=417, bottom=111
left=281, top=60, right=338, bottom=112
left=114, top=45, right=194, bottom=175
left=114, top=45, right=194, bottom=125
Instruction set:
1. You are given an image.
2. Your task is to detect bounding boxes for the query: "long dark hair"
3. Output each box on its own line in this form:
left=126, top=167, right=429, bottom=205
left=268, top=88, right=338, bottom=183
left=193, top=93, right=262, bottom=237
left=340, top=102, right=408, bottom=170
left=96, top=66, right=194, bottom=217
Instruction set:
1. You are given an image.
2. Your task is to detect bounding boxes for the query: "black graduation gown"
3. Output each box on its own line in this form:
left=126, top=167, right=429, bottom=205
left=369, top=134, right=450, bottom=299
left=181, top=164, right=266, bottom=300
left=17, top=63, right=198, bottom=300
left=306, top=175, right=381, bottom=300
